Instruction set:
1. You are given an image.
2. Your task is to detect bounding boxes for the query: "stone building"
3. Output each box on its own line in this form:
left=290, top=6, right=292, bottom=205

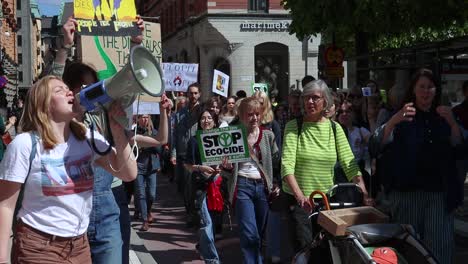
left=138, top=0, right=321, bottom=102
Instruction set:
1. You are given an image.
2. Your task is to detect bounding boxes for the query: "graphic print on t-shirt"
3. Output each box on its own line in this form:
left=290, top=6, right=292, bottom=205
left=41, top=154, right=94, bottom=196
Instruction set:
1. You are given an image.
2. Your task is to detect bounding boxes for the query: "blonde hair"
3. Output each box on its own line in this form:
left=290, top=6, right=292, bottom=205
left=253, top=91, right=274, bottom=124
left=20, top=75, right=87, bottom=150
left=138, top=114, right=154, bottom=135
left=238, top=97, right=262, bottom=124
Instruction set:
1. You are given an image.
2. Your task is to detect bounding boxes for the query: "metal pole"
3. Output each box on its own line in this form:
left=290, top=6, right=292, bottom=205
left=305, top=46, right=308, bottom=77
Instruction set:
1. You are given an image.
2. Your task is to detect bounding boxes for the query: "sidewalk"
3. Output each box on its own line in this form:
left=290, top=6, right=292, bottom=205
left=129, top=173, right=242, bottom=264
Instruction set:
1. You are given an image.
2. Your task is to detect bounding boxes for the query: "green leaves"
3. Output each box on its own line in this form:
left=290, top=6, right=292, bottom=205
left=283, top=0, right=468, bottom=50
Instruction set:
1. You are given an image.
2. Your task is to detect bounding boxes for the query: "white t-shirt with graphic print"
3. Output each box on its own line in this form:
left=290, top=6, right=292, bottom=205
left=0, top=129, right=109, bottom=237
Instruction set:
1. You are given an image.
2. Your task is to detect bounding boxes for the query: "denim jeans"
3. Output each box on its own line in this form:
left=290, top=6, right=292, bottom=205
left=235, top=177, right=269, bottom=264
left=197, top=191, right=220, bottom=263
left=112, top=184, right=131, bottom=264
left=266, top=210, right=281, bottom=260
left=134, top=172, right=157, bottom=221
left=88, top=167, right=123, bottom=264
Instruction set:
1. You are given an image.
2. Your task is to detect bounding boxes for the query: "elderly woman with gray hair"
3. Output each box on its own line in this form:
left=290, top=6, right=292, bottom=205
left=281, top=80, right=371, bottom=252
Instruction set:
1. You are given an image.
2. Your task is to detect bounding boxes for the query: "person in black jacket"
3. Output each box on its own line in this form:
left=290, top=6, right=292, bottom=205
left=375, top=69, right=463, bottom=264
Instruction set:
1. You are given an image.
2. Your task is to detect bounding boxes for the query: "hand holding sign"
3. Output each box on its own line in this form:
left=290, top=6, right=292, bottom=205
left=196, top=126, right=250, bottom=166
left=221, top=157, right=233, bottom=171
left=62, top=17, right=77, bottom=47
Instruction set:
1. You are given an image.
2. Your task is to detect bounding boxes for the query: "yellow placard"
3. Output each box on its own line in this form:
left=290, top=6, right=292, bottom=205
left=74, top=0, right=139, bottom=36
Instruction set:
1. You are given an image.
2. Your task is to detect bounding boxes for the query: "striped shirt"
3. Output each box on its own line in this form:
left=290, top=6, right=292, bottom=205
left=281, top=119, right=361, bottom=196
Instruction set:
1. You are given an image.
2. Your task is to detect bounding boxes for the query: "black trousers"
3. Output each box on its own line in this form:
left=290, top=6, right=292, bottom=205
left=284, top=193, right=315, bottom=252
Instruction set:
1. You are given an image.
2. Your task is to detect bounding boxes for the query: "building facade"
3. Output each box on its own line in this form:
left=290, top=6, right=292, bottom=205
left=17, top=0, right=42, bottom=93
left=141, top=0, right=321, bottom=102
left=0, top=0, right=18, bottom=106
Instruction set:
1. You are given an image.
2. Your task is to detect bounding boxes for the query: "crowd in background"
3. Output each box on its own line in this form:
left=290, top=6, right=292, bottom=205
left=0, top=15, right=467, bottom=264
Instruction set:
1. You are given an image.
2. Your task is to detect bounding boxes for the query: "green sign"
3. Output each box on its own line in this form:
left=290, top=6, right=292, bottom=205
left=252, top=83, right=269, bottom=95
left=196, top=125, right=250, bottom=166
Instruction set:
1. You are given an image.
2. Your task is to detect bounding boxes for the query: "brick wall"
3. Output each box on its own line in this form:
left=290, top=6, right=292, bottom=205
left=1, top=0, right=17, bottom=64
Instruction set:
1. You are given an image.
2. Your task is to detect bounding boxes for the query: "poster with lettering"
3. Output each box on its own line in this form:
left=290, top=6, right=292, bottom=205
left=163, top=63, right=199, bottom=92
left=79, top=21, right=161, bottom=80
left=212, top=70, right=229, bottom=97
left=79, top=22, right=162, bottom=114
left=252, top=83, right=268, bottom=94
left=74, top=0, right=139, bottom=36
left=196, top=126, right=250, bottom=166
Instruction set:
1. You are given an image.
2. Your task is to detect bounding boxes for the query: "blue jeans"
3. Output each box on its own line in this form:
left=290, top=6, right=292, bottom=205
left=197, top=192, right=220, bottom=263
left=88, top=167, right=123, bottom=264
left=112, top=184, right=131, bottom=264
left=134, top=172, right=157, bottom=221
left=235, top=177, right=269, bottom=264
left=266, top=210, right=281, bottom=260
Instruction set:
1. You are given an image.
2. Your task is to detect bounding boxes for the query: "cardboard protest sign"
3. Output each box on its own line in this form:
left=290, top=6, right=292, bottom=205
left=79, top=22, right=162, bottom=114
left=252, top=83, right=268, bottom=94
left=74, top=0, right=139, bottom=36
left=79, top=22, right=162, bottom=80
left=163, top=63, right=199, bottom=92
left=212, top=70, right=229, bottom=97
left=196, top=126, right=250, bottom=166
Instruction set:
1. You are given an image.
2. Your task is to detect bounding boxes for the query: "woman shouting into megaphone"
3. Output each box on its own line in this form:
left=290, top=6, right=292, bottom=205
left=0, top=76, right=138, bottom=264
left=47, top=15, right=172, bottom=264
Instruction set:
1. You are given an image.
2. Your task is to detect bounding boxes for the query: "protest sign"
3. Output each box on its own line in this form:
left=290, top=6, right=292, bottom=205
left=162, top=63, right=199, bottom=92
left=196, top=126, right=250, bottom=166
left=212, top=70, right=229, bottom=97
left=79, top=22, right=162, bottom=114
left=80, top=22, right=162, bottom=80
left=252, top=83, right=268, bottom=94
left=74, top=0, right=139, bottom=36
left=132, top=95, right=160, bottom=115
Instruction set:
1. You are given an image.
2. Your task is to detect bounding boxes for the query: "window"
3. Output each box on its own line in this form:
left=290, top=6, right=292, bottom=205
left=18, top=53, right=22, bottom=64
left=17, top=35, right=22, bottom=46
left=17, top=17, right=21, bottom=26
left=18, top=71, right=23, bottom=82
left=17, top=0, right=21, bottom=10
left=248, top=0, right=268, bottom=12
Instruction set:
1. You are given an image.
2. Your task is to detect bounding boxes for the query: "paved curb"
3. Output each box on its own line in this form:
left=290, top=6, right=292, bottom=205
left=130, top=227, right=158, bottom=264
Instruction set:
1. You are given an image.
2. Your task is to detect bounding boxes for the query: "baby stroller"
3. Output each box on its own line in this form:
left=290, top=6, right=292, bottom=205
left=293, top=183, right=439, bottom=264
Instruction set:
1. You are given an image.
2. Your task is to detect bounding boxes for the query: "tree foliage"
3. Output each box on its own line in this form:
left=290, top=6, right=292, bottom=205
left=282, top=0, right=468, bottom=52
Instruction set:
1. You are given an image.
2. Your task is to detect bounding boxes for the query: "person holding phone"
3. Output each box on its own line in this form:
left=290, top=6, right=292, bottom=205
left=375, top=68, right=463, bottom=264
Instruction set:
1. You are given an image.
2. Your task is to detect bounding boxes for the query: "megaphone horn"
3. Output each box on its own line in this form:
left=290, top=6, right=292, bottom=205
left=76, top=45, right=165, bottom=113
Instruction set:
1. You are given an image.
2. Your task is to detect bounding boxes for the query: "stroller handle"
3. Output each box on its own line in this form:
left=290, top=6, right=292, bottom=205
left=309, top=190, right=330, bottom=211
left=327, top=183, right=363, bottom=196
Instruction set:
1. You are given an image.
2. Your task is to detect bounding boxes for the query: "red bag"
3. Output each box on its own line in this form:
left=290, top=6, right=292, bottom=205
left=206, top=176, right=224, bottom=212
left=371, top=247, right=398, bottom=264
left=2, top=132, right=12, bottom=145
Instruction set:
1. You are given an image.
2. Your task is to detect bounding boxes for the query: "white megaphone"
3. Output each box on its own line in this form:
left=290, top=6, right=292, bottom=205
left=75, top=45, right=164, bottom=127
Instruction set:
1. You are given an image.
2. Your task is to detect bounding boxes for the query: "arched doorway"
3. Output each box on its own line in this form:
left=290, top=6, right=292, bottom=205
left=254, top=42, right=289, bottom=102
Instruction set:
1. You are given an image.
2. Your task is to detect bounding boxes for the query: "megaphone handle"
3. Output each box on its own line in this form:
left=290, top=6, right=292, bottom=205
left=89, top=114, right=114, bottom=155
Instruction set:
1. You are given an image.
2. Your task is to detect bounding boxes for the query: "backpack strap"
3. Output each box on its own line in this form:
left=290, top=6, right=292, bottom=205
left=27, top=132, right=38, bottom=176
left=296, top=115, right=304, bottom=137
left=12, top=132, right=38, bottom=230
left=331, top=120, right=338, bottom=155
